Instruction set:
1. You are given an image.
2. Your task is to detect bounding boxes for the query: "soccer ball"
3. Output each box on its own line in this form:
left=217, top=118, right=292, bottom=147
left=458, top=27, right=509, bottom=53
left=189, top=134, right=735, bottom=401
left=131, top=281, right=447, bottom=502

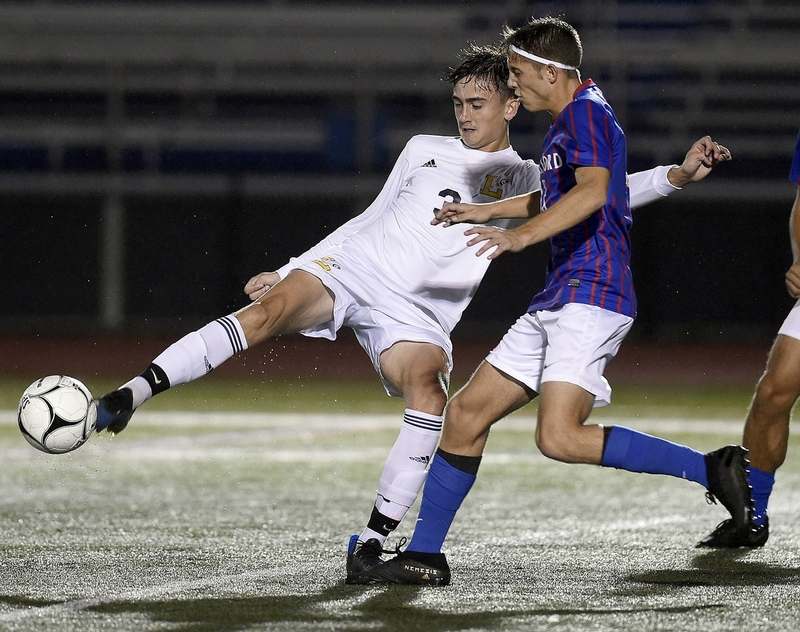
left=18, top=375, right=96, bottom=454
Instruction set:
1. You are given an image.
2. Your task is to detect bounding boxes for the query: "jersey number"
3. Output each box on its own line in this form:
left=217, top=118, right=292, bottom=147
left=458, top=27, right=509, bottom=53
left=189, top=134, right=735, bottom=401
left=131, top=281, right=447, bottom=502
left=434, top=189, right=462, bottom=215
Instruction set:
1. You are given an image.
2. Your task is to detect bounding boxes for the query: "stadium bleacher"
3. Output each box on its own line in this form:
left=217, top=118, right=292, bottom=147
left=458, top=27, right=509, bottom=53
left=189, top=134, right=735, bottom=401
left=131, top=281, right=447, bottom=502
left=3, top=1, right=798, bottom=337
left=0, top=1, right=793, bottom=182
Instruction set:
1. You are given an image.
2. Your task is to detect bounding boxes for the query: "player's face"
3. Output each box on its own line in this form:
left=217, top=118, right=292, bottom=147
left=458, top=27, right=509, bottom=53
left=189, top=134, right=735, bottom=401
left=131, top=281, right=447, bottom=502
left=506, top=53, right=552, bottom=112
left=452, top=77, right=518, bottom=152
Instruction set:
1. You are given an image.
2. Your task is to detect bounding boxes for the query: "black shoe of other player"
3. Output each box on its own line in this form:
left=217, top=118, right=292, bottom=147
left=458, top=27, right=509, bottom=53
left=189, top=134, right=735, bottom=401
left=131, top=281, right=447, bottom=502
left=363, top=550, right=451, bottom=586
left=95, top=388, right=135, bottom=435
left=704, top=445, right=753, bottom=531
left=696, top=517, right=769, bottom=549
left=346, top=536, right=385, bottom=584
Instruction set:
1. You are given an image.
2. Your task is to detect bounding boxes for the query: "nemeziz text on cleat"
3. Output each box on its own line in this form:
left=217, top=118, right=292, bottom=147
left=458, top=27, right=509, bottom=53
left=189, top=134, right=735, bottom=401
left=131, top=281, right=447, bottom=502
left=363, top=551, right=450, bottom=586
left=95, top=388, right=135, bottom=435
left=704, top=445, right=753, bottom=533
left=345, top=536, right=385, bottom=584
left=696, top=517, right=769, bottom=549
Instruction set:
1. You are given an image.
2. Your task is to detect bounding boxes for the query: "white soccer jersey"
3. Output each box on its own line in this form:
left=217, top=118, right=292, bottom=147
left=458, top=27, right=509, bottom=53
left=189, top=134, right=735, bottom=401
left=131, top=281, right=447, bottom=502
left=278, top=135, right=537, bottom=332
left=277, top=134, right=677, bottom=335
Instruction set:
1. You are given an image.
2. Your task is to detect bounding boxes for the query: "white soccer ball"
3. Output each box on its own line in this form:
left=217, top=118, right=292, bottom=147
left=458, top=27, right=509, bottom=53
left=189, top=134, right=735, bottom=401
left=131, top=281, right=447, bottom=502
left=18, top=375, right=96, bottom=454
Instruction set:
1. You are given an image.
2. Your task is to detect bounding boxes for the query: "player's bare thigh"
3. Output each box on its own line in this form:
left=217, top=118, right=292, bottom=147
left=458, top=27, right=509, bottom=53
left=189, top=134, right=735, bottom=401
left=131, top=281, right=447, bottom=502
left=440, top=361, right=534, bottom=456
left=379, top=341, right=449, bottom=413
left=235, top=270, right=335, bottom=345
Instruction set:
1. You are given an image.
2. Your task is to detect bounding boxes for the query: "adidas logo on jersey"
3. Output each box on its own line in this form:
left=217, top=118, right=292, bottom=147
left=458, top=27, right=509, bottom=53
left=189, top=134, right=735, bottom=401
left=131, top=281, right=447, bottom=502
left=421, top=159, right=437, bottom=168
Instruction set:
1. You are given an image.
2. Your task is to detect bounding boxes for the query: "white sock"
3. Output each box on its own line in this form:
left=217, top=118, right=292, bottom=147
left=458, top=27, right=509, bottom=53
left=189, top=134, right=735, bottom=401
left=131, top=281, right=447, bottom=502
left=359, top=408, right=443, bottom=544
left=121, top=376, right=151, bottom=409
left=121, top=314, right=248, bottom=408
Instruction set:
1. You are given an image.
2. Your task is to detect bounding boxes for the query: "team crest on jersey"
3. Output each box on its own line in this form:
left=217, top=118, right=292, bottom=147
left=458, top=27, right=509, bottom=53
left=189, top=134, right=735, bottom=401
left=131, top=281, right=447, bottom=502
left=312, top=256, right=341, bottom=272
left=479, top=174, right=509, bottom=199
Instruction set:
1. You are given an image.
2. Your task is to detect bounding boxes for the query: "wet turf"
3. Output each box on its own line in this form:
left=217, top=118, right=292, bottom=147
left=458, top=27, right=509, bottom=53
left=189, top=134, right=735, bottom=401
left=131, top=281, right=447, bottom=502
left=1, top=382, right=799, bottom=631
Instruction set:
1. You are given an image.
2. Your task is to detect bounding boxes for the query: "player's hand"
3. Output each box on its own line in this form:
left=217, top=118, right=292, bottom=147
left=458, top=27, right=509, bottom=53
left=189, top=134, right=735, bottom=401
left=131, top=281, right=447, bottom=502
left=786, top=262, right=800, bottom=298
left=244, top=271, right=280, bottom=301
left=669, top=136, right=732, bottom=187
left=464, top=226, right=526, bottom=259
left=432, top=202, right=495, bottom=226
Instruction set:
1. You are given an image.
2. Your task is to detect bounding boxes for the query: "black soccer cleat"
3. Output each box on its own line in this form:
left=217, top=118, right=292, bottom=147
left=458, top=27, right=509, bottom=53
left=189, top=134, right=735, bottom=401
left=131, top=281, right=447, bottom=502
left=696, top=517, right=769, bottom=549
left=704, top=445, right=753, bottom=532
left=346, top=535, right=386, bottom=584
left=95, top=388, right=135, bottom=435
left=362, top=550, right=451, bottom=586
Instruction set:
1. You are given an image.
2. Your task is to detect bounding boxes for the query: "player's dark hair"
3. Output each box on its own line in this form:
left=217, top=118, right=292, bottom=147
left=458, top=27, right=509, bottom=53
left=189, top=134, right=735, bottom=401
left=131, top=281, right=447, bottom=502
left=444, top=42, right=512, bottom=97
left=502, top=16, right=582, bottom=73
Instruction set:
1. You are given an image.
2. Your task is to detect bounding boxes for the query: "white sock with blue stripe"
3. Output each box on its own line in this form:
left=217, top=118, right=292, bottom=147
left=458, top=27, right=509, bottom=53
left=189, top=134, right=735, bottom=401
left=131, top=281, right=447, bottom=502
left=359, top=409, right=443, bottom=544
left=121, top=314, right=248, bottom=408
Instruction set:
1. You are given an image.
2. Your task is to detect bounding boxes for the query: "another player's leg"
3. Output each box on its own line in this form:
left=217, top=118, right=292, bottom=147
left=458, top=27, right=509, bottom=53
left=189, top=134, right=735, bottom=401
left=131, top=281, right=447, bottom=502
left=519, top=305, right=753, bottom=535
left=698, top=333, right=800, bottom=548
left=347, top=341, right=448, bottom=583
left=96, top=271, right=334, bottom=433
left=532, top=380, right=752, bottom=535
left=363, top=361, right=533, bottom=585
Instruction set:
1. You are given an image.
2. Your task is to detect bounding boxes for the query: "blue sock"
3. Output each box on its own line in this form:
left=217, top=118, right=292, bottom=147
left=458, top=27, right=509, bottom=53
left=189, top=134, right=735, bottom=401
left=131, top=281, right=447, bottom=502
left=601, top=426, right=708, bottom=487
left=748, top=466, right=774, bottom=528
left=407, top=453, right=477, bottom=554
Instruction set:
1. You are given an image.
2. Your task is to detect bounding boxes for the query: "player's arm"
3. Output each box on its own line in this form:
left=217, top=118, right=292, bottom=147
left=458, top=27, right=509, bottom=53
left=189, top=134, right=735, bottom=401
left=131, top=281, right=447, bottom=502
left=466, top=166, right=609, bottom=259
left=432, top=190, right=541, bottom=226
left=629, top=136, right=731, bottom=209
left=785, top=187, right=800, bottom=298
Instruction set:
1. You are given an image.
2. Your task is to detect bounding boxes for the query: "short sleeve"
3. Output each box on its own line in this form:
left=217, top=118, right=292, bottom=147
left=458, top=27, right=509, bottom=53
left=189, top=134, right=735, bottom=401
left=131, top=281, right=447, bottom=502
left=790, top=132, right=800, bottom=185
left=512, top=160, right=541, bottom=195
left=566, top=99, right=612, bottom=169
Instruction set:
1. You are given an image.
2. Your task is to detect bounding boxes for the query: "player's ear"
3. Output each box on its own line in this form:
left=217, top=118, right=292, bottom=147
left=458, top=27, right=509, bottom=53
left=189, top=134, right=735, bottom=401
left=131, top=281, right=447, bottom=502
left=505, top=95, right=520, bottom=121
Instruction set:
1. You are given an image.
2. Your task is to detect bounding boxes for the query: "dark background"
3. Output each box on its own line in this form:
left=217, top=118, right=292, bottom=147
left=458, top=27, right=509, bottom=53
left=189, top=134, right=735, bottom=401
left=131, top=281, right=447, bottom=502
left=1, top=0, right=797, bottom=348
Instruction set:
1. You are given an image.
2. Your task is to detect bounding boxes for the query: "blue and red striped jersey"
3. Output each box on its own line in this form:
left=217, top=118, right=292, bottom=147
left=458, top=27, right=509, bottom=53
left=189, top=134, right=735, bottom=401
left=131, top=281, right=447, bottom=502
left=791, top=132, right=800, bottom=185
left=528, top=79, right=636, bottom=318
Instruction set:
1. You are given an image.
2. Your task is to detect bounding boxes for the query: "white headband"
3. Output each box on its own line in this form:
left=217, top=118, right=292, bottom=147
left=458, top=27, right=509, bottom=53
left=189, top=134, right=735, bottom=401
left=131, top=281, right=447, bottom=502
left=508, top=44, right=578, bottom=71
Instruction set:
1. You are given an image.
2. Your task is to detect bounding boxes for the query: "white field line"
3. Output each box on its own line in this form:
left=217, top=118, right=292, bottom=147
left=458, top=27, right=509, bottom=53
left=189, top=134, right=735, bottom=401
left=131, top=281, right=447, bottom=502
left=3, top=410, right=789, bottom=463
left=4, top=409, right=796, bottom=436
left=0, top=566, right=286, bottom=624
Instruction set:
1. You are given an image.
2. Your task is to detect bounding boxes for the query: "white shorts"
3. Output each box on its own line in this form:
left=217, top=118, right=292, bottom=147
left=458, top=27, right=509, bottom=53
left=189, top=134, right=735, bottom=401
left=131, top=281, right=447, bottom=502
left=294, top=254, right=452, bottom=397
left=778, top=299, right=800, bottom=341
left=485, top=303, right=634, bottom=407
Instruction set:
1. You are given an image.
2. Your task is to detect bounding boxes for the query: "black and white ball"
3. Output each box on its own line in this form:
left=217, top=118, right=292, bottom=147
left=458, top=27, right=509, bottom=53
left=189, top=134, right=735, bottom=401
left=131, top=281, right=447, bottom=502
left=18, top=375, right=96, bottom=454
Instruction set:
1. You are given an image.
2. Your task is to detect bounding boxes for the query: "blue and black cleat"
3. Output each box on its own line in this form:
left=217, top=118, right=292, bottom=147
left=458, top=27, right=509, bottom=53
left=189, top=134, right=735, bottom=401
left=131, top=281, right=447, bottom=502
left=703, top=445, right=753, bottom=534
left=697, top=517, right=769, bottom=549
left=346, top=534, right=386, bottom=584
left=362, top=550, right=451, bottom=586
left=95, top=388, right=135, bottom=435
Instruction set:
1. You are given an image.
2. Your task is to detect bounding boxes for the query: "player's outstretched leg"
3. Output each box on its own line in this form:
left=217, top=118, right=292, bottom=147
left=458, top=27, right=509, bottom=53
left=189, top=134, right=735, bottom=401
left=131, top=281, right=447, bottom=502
left=346, top=342, right=447, bottom=584
left=96, top=271, right=334, bottom=434
left=601, top=431, right=752, bottom=530
left=531, top=382, right=753, bottom=538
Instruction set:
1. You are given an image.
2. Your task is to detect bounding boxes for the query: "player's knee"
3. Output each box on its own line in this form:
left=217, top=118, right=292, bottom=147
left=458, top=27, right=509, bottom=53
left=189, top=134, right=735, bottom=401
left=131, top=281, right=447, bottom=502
left=754, top=372, right=799, bottom=416
left=402, top=368, right=448, bottom=413
left=238, top=297, right=288, bottom=343
left=535, top=423, right=575, bottom=462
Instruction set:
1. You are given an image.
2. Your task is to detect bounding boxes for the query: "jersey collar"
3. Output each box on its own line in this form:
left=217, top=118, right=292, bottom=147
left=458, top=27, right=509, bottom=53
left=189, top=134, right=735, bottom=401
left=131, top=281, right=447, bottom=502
left=573, top=78, right=595, bottom=100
